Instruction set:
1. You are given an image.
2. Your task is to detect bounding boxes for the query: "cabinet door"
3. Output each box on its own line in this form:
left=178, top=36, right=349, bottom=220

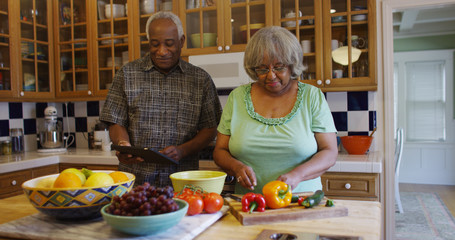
left=224, top=0, right=272, bottom=53
left=321, top=0, right=376, bottom=91
left=274, top=0, right=323, bottom=87
left=55, top=0, right=92, bottom=98
left=0, top=0, right=14, bottom=98
left=181, top=0, right=272, bottom=56
left=18, top=0, right=54, bottom=99
left=180, top=0, right=221, bottom=55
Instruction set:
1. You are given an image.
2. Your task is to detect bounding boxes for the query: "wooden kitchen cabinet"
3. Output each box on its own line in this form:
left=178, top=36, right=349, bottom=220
left=179, top=0, right=273, bottom=56
left=274, top=0, right=376, bottom=92
left=0, top=0, right=55, bottom=100
left=0, top=164, right=58, bottom=199
left=0, top=0, right=13, bottom=97
left=53, top=0, right=97, bottom=99
left=321, top=172, right=379, bottom=201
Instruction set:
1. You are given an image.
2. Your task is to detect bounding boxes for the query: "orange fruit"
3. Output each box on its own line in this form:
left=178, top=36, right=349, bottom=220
left=109, top=171, right=129, bottom=183
left=53, top=172, right=82, bottom=188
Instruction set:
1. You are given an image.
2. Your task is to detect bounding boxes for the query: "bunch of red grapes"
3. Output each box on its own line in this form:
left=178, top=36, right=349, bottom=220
left=105, top=182, right=179, bottom=216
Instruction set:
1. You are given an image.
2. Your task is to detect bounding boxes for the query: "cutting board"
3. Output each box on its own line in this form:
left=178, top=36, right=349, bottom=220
left=227, top=194, right=348, bottom=226
left=0, top=206, right=229, bottom=240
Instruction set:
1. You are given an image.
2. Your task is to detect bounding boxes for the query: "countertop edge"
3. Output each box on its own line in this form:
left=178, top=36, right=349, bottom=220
left=1, top=150, right=382, bottom=174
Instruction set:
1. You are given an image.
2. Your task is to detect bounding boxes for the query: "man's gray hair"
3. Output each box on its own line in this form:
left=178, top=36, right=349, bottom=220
left=145, top=11, right=184, bottom=40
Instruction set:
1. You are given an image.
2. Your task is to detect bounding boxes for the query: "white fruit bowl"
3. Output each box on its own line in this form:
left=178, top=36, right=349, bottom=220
left=21, top=170, right=135, bottom=220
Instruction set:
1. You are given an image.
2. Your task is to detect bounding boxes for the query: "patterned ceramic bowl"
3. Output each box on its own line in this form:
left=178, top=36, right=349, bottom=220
left=22, top=170, right=135, bottom=220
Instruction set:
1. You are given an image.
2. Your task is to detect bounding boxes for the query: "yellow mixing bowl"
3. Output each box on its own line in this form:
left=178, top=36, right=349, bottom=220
left=170, top=170, right=227, bottom=194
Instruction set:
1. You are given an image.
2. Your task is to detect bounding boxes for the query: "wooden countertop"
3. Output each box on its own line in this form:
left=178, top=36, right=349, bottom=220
left=0, top=195, right=382, bottom=240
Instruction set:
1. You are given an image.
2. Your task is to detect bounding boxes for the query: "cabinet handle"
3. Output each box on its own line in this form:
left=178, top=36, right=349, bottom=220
left=88, top=90, right=92, bottom=95
left=225, top=45, right=230, bottom=51
left=11, top=180, right=17, bottom=186
left=316, top=80, right=322, bottom=85
left=325, top=79, right=331, bottom=85
left=20, top=91, right=24, bottom=96
left=345, top=183, right=351, bottom=189
left=217, top=46, right=223, bottom=51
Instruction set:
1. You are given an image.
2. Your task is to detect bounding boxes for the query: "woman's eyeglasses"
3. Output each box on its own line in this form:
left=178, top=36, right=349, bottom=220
left=253, top=65, right=288, bottom=75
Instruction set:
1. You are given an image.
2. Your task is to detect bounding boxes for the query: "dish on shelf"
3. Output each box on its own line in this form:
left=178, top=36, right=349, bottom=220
left=98, top=1, right=107, bottom=20
left=331, top=16, right=346, bottom=23
left=74, top=38, right=87, bottom=48
left=352, top=14, right=367, bottom=21
left=105, top=4, right=125, bottom=18
left=76, top=84, right=88, bottom=91
left=100, top=33, right=122, bottom=45
left=239, top=23, right=264, bottom=42
left=141, top=0, right=155, bottom=14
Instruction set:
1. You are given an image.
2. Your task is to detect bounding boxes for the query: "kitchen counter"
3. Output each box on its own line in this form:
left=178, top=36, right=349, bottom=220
left=0, top=194, right=381, bottom=240
left=0, top=149, right=382, bottom=174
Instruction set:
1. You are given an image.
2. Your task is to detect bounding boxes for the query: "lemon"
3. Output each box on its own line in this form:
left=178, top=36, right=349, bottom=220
left=35, top=176, right=57, bottom=188
left=62, top=168, right=86, bottom=185
left=84, top=172, right=115, bottom=187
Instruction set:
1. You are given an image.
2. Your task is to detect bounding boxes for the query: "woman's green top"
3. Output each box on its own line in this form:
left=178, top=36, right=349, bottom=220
left=217, top=82, right=337, bottom=194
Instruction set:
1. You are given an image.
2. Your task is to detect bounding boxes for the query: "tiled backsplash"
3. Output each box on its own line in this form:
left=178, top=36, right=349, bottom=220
left=0, top=91, right=376, bottom=152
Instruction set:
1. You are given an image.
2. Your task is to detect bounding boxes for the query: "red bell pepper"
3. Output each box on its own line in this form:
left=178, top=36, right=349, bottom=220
left=241, top=192, right=266, bottom=213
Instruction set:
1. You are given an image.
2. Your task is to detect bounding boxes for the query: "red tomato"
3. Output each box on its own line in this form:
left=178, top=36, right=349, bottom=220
left=203, top=193, right=224, bottom=213
left=181, top=194, right=204, bottom=216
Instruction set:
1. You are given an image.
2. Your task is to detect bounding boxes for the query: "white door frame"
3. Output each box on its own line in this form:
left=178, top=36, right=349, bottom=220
left=382, top=0, right=455, bottom=239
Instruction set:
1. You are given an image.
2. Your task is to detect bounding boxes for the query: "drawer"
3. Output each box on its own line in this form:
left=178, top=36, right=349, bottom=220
left=321, top=172, right=379, bottom=201
left=32, top=164, right=59, bottom=178
left=0, top=169, right=32, bottom=199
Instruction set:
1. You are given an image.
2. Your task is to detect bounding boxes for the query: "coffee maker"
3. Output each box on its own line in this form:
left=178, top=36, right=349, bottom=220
left=37, top=106, right=70, bottom=153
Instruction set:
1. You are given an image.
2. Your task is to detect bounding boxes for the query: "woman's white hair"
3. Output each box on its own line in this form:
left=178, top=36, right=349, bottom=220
left=145, top=11, right=184, bottom=40
left=244, top=26, right=306, bottom=80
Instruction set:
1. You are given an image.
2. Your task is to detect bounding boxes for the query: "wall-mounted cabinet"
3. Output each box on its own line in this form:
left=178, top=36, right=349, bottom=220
left=1, top=0, right=376, bottom=102
left=274, top=0, right=376, bottom=92
left=54, top=0, right=92, bottom=99
left=0, top=0, right=55, bottom=100
left=0, top=0, right=13, bottom=97
left=180, top=0, right=273, bottom=56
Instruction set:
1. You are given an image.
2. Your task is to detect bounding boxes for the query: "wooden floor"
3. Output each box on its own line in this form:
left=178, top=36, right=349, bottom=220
left=399, top=183, right=455, bottom=216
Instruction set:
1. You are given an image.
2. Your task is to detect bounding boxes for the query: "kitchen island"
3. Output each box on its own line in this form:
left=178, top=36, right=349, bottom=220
left=0, top=194, right=381, bottom=240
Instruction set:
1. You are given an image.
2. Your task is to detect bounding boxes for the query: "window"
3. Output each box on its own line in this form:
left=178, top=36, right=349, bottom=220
left=394, top=50, right=454, bottom=143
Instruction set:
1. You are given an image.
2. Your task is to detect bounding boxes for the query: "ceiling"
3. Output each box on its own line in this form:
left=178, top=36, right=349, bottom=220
left=392, top=4, right=455, bottom=38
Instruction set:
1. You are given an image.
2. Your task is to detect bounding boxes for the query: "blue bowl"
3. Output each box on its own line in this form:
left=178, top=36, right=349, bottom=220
left=101, top=198, right=188, bottom=235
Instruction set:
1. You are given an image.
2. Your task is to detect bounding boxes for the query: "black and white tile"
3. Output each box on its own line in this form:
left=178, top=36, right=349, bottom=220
left=0, top=91, right=376, bottom=152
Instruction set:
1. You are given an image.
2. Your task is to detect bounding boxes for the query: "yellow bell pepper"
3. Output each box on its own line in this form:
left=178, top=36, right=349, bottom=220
left=262, top=180, right=292, bottom=209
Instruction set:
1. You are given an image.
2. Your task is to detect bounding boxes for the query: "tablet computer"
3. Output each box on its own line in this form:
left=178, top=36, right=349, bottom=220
left=111, top=145, right=178, bottom=165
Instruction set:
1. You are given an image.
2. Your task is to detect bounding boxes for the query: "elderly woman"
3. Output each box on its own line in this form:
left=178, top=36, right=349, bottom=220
left=213, top=26, right=338, bottom=194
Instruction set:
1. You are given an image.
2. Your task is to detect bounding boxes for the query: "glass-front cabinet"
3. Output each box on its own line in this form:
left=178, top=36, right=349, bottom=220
left=18, top=0, right=54, bottom=98
left=180, top=0, right=273, bottom=56
left=0, top=0, right=12, bottom=97
left=54, top=0, right=91, bottom=98
left=94, top=0, right=130, bottom=95
left=275, top=0, right=376, bottom=91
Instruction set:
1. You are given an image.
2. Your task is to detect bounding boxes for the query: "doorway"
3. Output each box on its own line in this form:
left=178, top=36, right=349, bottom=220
left=383, top=0, right=455, bottom=239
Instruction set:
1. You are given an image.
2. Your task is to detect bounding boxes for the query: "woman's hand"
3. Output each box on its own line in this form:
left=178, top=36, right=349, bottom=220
left=235, top=164, right=257, bottom=191
left=276, top=172, right=301, bottom=190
